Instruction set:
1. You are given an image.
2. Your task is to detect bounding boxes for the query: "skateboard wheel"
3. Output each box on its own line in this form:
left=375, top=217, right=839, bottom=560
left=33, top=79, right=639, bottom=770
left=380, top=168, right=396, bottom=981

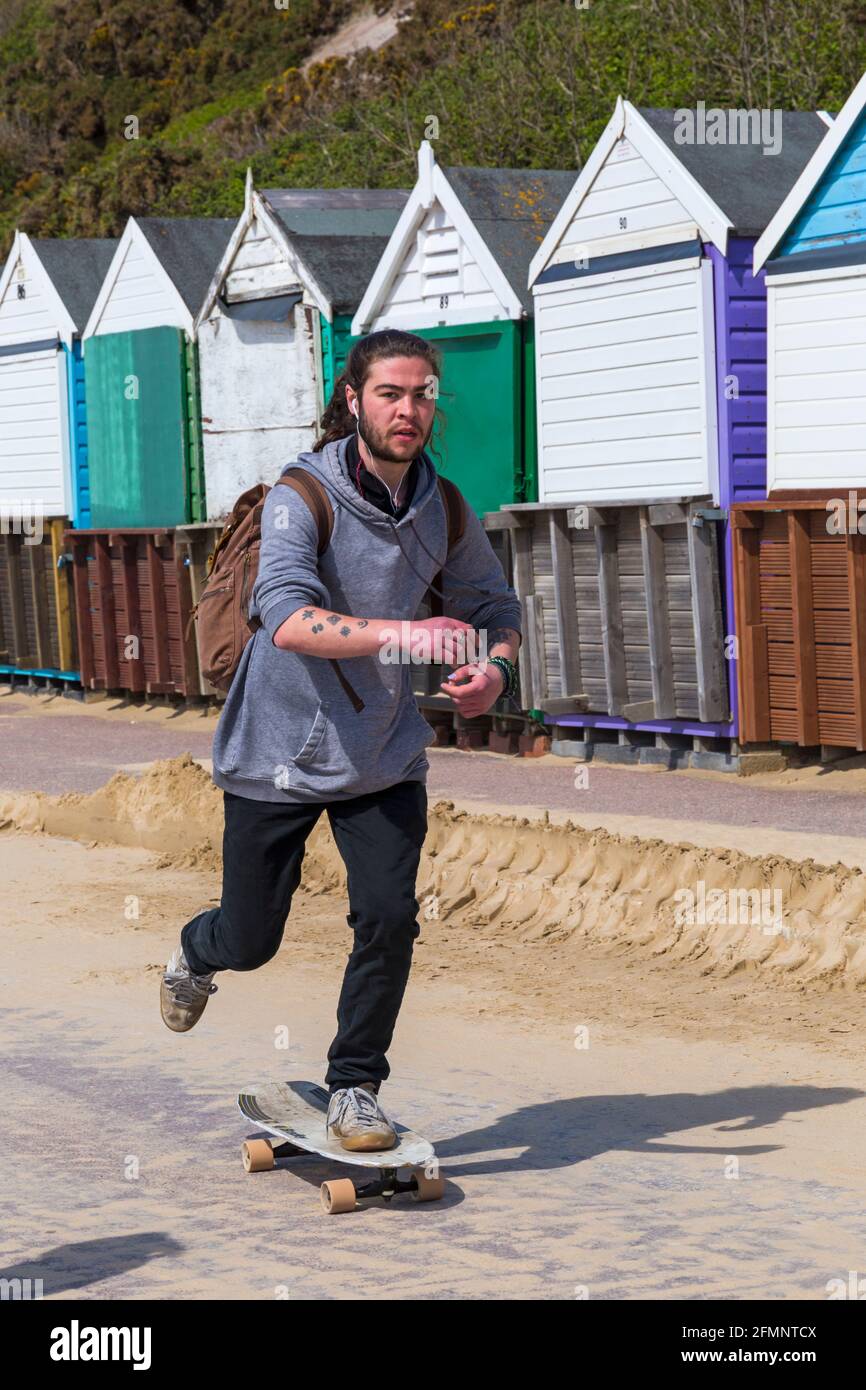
left=411, top=1169, right=445, bottom=1202
left=320, top=1179, right=356, bottom=1214
left=242, top=1138, right=275, bottom=1173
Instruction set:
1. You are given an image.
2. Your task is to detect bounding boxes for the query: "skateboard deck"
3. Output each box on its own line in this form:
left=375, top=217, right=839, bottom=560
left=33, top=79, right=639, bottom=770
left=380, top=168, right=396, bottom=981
left=237, top=1080, right=444, bottom=1213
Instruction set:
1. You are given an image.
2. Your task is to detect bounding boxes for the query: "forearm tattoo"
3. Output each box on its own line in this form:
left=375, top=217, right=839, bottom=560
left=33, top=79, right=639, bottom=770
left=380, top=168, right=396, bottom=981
left=301, top=608, right=370, bottom=638
left=488, top=626, right=520, bottom=649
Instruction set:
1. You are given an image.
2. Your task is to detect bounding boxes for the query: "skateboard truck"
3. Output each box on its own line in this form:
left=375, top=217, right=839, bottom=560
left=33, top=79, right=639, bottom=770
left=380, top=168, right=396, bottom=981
left=241, top=1134, right=445, bottom=1214
left=343, top=1168, right=423, bottom=1205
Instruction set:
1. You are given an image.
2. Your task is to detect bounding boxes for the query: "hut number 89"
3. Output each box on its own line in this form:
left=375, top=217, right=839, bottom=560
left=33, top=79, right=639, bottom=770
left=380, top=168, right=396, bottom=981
left=439, top=294, right=449, bottom=308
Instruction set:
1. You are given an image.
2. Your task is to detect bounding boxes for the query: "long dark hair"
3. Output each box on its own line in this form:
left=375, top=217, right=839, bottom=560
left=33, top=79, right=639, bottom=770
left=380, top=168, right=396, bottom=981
left=313, top=328, right=446, bottom=458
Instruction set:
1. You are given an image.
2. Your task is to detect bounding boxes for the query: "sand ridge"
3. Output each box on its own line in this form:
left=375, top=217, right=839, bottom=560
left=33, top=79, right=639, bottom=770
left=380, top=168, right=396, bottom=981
left=2, top=753, right=866, bottom=989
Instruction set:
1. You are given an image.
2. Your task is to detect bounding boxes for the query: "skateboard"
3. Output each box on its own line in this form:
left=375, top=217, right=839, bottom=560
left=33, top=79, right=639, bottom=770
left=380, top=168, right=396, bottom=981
left=237, top=1079, right=445, bottom=1214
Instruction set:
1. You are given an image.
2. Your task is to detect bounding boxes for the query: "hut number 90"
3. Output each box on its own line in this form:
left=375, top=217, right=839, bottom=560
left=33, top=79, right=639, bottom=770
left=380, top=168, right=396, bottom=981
left=618, top=216, right=627, bottom=229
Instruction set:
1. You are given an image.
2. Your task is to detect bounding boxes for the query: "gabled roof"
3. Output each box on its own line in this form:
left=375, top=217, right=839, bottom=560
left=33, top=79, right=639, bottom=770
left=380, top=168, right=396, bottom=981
left=85, top=215, right=237, bottom=338
left=754, top=70, right=866, bottom=271
left=136, top=217, right=236, bottom=314
left=636, top=107, right=828, bottom=238
left=29, top=237, right=118, bottom=331
left=260, top=187, right=410, bottom=315
left=351, top=144, right=574, bottom=332
left=197, top=184, right=410, bottom=326
left=529, top=98, right=829, bottom=285
left=441, top=166, right=575, bottom=312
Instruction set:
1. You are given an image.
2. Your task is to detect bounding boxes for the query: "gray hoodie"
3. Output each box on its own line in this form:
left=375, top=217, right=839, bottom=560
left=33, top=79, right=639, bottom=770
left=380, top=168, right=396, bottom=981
left=211, top=434, right=522, bottom=803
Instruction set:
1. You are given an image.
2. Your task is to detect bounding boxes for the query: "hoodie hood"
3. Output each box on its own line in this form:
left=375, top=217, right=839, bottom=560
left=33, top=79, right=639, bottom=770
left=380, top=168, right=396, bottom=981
left=281, top=435, right=441, bottom=532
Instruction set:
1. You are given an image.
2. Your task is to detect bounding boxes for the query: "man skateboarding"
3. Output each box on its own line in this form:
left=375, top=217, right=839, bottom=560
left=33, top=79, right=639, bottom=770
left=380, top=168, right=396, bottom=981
left=161, top=328, right=522, bottom=1152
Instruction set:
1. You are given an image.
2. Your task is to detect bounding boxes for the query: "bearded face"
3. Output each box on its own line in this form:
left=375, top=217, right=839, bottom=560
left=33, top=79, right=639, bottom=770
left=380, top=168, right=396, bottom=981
left=350, top=356, right=438, bottom=462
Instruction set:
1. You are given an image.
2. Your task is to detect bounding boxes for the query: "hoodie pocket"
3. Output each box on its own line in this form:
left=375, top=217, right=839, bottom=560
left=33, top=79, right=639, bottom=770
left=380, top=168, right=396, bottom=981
left=220, top=697, right=331, bottom=784
left=274, top=692, right=432, bottom=796
left=263, top=702, right=333, bottom=792
left=291, top=701, right=331, bottom=765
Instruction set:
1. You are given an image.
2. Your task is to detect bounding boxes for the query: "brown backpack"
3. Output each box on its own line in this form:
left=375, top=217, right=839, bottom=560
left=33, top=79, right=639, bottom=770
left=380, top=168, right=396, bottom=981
left=188, top=467, right=466, bottom=705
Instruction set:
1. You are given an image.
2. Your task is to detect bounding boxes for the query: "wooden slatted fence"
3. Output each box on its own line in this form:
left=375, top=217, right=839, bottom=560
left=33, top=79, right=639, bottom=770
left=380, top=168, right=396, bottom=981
left=65, top=527, right=199, bottom=697
left=496, top=499, right=729, bottom=723
left=0, top=521, right=78, bottom=675
left=732, top=496, right=866, bottom=749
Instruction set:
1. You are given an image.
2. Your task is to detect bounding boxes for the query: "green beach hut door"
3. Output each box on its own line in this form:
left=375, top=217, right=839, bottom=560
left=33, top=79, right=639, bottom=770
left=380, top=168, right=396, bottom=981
left=85, top=326, right=198, bottom=529
left=420, top=320, right=527, bottom=517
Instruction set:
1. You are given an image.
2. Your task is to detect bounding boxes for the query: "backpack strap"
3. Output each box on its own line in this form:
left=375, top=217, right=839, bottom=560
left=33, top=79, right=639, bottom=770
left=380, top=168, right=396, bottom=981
left=275, top=467, right=334, bottom=554
left=260, top=467, right=363, bottom=713
left=429, top=475, right=467, bottom=619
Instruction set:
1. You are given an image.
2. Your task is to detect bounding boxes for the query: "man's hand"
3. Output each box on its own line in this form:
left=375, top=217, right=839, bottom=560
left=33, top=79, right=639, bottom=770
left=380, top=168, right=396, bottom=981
left=440, top=661, right=506, bottom=718
left=411, top=616, right=477, bottom=666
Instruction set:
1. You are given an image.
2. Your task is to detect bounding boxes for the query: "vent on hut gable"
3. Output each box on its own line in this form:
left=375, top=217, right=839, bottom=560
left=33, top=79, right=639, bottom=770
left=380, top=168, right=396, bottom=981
left=418, top=215, right=463, bottom=301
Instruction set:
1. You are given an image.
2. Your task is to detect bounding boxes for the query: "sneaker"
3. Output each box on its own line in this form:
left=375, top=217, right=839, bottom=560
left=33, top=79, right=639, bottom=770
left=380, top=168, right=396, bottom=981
left=326, top=1082, right=398, bottom=1152
left=160, top=943, right=218, bottom=1033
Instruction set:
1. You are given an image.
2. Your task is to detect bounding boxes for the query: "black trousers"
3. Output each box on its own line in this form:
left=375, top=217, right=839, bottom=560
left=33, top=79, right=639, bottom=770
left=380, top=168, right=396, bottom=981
left=181, top=779, right=428, bottom=1093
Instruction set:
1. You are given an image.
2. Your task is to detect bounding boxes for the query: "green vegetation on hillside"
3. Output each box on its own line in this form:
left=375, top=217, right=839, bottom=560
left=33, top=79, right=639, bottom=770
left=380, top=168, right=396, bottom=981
left=1, top=0, right=865, bottom=249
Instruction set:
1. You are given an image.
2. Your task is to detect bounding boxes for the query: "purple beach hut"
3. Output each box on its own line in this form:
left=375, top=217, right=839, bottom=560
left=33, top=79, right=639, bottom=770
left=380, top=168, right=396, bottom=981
left=497, top=99, right=829, bottom=768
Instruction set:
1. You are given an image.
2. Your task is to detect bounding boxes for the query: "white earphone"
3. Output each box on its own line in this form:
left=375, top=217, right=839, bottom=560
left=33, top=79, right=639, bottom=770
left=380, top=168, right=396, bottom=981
left=350, top=400, right=358, bottom=418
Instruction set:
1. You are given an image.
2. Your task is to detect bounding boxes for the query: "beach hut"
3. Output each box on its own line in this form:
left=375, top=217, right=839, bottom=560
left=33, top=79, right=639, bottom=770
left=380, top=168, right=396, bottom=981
left=731, top=73, right=866, bottom=751
left=194, top=177, right=409, bottom=521
left=0, top=231, right=117, bottom=526
left=350, top=141, right=574, bottom=517
left=0, top=233, right=116, bottom=684
left=753, top=70, right=866, bottom=494
left=507, top=98, right=828, bottom=766
left=81, top=216, right=234, bottom=528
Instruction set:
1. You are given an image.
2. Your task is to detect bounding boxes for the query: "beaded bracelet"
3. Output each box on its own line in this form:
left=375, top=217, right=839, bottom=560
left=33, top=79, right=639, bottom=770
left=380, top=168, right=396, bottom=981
left=488, top=654, right=517, bottom=700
